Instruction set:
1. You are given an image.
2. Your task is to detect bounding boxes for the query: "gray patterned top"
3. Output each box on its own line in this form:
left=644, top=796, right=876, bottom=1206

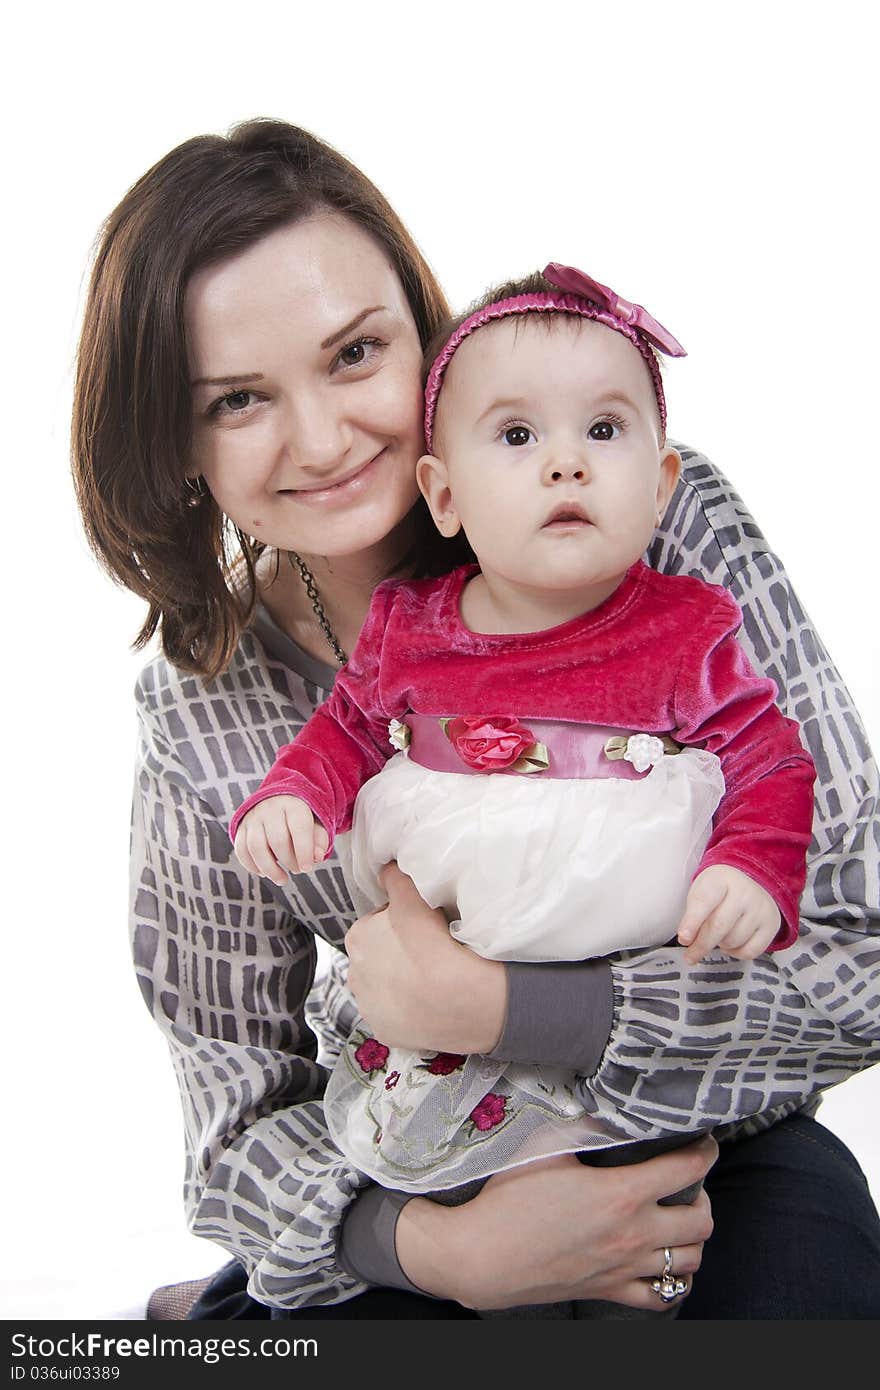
left=131, top=447, right=880, bottom=1309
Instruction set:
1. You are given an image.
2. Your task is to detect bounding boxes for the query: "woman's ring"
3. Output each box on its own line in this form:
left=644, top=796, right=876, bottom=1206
left=651, top=1247, right=689, bottom=1303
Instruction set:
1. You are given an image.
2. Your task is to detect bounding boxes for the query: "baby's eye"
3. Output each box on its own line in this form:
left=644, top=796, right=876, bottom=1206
left=588, top=419, right=622, bottom=441
left=502, top=425, right=535, bottom=447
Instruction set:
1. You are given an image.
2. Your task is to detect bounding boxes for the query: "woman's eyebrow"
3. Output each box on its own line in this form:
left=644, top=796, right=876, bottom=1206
left=191, top=371, right=265, bottom=388
left=190, top=306, right=388, bottom=386
left=321, top=305, right=386, bottom=350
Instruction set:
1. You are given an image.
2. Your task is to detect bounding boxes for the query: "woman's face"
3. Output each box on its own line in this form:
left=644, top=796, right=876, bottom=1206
left=186, top=213, right=425, bottom=566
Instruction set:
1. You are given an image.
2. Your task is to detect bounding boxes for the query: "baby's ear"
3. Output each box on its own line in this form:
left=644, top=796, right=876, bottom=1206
left=655, top=445, right=682, bottom=522
left=417, top=454, right=461, bottom=537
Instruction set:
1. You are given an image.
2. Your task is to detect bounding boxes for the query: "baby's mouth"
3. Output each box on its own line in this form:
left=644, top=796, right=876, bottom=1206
left=542, top=503, right=592, bottom=528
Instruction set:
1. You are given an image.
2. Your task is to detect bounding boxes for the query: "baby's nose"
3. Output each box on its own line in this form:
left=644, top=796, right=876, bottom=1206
left=542, top=446, right=589, bottom=483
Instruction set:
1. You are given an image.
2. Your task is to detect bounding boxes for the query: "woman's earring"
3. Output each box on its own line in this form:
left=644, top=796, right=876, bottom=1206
left=184, top=476, right=208, bottom=508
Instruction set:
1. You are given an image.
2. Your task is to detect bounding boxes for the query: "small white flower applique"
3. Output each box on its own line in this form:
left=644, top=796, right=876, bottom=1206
left=388, top=719, right=411, bottom=754
left=622, top=733, right=666, bottom=774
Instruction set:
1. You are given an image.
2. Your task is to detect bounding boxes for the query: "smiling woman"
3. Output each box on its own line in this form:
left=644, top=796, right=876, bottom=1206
left=185, top=218, right=425, bottom=618
left=72, top=122, right=455, bottom=679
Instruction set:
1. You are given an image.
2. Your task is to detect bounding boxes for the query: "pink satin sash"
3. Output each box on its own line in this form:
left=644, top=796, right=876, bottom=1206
left=406, top=715, right=647, bottom=781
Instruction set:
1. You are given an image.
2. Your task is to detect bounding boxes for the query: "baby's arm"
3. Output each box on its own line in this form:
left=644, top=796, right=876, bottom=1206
left=230, top=581, right=400, bottom=863
left=673, top=589, right=816, bottom=955
left=234, top=795, right=330, bottom=885
left=677, top=864, right=780, bottom=963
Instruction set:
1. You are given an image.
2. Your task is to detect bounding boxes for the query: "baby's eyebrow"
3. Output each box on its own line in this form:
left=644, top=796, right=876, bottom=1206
left=594, top=391, right=640, bottom=413
left=475, top=396, right=530, bottom=425
left=474, top=390, right=642, bottom=425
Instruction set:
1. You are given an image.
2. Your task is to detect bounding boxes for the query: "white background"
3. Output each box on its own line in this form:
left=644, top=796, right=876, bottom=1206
left=2, top=0, right=877, bottom=1319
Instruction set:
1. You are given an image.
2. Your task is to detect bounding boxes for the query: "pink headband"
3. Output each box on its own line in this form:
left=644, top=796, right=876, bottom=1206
left=423, top=262, right=686, bottom=450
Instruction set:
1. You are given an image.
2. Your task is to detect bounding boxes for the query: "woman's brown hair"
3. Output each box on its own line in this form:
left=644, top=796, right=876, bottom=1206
left=72, top=119, right=458, bottom=678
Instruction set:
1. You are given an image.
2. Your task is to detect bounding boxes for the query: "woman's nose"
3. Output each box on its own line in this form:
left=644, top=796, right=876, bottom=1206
left=285, top=393, right=353, bottom=474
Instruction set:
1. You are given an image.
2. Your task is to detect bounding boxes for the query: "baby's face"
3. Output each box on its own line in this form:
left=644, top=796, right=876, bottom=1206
left=419, top=315, right=681, bottom=611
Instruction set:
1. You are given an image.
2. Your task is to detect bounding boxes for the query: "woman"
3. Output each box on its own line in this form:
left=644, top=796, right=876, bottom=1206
left=72, top=119, right=880, bottom=1318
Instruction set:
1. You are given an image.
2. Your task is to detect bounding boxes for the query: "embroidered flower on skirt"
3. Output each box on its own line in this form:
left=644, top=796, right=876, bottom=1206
left=353, top=1037, right=390, bottom=1073
left=469, top=1092, right=508, bottom=1132
left=419, top=1052, right=468, bottom=1075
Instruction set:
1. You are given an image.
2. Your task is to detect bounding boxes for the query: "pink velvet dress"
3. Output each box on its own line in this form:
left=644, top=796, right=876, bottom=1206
left=231, top=561, right=815, bottom=1191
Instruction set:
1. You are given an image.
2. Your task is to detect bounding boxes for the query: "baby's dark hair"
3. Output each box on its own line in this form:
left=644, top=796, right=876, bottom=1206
left=419, top=265, right=664, bottom=450
left=422, top=271, right=555, bottom=383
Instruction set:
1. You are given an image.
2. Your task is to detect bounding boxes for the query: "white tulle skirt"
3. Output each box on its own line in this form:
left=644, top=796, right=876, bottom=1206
left=326, top=746, right=724, bottom=1191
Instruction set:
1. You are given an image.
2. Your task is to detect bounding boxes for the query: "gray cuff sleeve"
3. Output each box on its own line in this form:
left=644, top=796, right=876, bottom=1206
left=337, top=1185, right=426, bottom=1294
left=487, top=959, right=614, bottom=1075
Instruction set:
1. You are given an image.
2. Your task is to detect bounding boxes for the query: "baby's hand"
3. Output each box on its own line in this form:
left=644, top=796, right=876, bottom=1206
left=677, top=865, right=781, bottom=965
left=233, top=796, right=330, bottom=885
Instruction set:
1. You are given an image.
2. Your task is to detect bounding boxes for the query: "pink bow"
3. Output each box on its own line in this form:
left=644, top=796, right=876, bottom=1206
left=543, top=263, right=686, bottom=358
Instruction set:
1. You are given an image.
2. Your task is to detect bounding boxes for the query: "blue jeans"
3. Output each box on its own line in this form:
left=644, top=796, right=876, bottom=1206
left=679, top=1114, right=880, bottom=1318
left=189, top=1113, right=880, bottom=1320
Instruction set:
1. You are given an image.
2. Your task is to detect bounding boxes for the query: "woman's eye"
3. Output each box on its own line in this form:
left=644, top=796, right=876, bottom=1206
left=503, top=425, right=534, bottom=447
left=339, top=341, right=366, bottom=366
left=208, top=389, right=258, bottom=418
left=588, top=419, right=621, bottom=441
left=334, top=336, right=382, bottom=370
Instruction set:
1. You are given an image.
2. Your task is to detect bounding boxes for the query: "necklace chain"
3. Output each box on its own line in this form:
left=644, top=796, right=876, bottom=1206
left=288, top=552, right=348, bottom=666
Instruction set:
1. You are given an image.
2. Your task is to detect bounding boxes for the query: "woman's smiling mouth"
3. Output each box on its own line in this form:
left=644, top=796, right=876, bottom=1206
left=282, top=449, right=387, bottom=505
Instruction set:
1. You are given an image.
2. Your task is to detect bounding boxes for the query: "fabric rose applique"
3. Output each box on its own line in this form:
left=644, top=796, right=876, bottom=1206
left=622, top=733, right=666, bottom=774
left=604, top=731, right=674, bottom=773
left=387, top=718, right=411, bottom=753
left=441, top=716, right=549, bottom=774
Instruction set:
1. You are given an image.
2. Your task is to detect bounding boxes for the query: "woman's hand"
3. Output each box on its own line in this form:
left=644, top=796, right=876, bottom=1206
left=395, top=1136, right=718, bottom=1311
left=344, top=863, right=507, bottom=1053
